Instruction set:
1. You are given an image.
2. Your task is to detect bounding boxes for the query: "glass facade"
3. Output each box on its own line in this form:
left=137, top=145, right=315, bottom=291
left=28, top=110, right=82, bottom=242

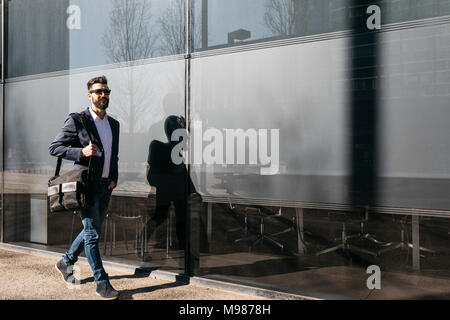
left=3, top=0, right=186, bottom=272
left=2, top=0, right=450, bottom=299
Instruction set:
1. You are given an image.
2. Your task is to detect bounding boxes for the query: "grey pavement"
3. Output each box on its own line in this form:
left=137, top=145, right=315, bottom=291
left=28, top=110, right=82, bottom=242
left=0, top=245, right=300, bottom=300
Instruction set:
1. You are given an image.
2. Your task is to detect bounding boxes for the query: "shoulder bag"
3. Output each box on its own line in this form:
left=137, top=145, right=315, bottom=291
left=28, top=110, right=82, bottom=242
left=48, top=112, right=93, bottom=213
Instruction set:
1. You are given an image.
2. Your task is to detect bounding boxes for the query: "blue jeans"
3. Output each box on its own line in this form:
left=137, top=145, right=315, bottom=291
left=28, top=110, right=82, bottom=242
left=63, top=183, right=112, bottom=284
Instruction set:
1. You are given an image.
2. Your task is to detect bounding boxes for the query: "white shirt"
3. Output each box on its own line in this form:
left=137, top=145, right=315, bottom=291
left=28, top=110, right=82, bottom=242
left=89, top=107, right=113, bottom=178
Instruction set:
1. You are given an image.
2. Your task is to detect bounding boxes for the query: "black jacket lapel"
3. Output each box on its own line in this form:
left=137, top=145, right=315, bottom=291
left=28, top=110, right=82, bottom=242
left=107, top=116, right=119, bottom=144
left=81, top=107, right=104, bottom=152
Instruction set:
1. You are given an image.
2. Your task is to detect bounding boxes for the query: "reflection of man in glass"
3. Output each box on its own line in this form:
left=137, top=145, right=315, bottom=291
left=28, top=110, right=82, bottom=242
left=147, top=93, right=183, bottom=142
left=142, top=115, right=194, bottom=257
left=50, top=76, right=120, bottom=300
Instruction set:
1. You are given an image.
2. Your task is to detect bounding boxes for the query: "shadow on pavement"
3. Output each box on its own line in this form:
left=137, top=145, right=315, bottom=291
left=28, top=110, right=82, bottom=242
left=118, top=281, right=188, bottom=300
left=79, top=268, right=189, bottom=300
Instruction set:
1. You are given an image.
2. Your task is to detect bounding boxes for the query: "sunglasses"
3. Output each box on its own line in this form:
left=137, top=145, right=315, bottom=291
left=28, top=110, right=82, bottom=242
left=89, top=89, right=111, bottom=96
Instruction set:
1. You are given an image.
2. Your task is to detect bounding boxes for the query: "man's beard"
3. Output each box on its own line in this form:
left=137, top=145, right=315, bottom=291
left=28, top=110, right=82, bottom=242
left=94, top=98, right=109, bottom=110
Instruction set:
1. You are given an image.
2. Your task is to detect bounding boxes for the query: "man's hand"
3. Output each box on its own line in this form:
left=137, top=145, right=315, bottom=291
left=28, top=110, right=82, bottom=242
left=108, top=181, right=116, bottom=190
left=81, top=142, right=98, bottom=157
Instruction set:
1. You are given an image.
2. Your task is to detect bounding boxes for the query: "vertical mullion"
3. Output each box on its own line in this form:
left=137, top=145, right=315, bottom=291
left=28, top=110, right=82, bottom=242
left=0, top=0, right=6, bottom=243
left=201, top=0, right=207, bottom=49
left=184, top=0, right=193, bottom=276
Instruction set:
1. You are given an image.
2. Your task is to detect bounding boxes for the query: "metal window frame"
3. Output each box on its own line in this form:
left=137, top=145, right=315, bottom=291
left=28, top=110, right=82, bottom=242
left=0, top=0, right=6, bottom=243
left=184, top=0, right=195, bottom=276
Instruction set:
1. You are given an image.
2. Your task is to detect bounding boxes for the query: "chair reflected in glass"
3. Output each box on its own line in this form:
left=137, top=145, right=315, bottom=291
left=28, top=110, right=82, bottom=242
left=234, top=206, right=284, bottom=252
left=103, top=193, right=156, bottom=260
left=227, top=204, right=306, bottom=254
left=377, top=215, right=435, bottom=257
left=315, top=208, right=379, bottom=257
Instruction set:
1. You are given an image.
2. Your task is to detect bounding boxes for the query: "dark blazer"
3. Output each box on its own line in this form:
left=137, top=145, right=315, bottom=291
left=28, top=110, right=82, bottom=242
left=49, top=107, right=120, bottom=183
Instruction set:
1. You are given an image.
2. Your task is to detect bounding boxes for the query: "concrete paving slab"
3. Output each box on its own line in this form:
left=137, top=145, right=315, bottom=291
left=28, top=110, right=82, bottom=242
left=0, top=247, right=272, bottom=300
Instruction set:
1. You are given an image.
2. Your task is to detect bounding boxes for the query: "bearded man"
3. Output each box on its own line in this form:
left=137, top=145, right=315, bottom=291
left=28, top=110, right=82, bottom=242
left=49, top=75, right=120, bottom=300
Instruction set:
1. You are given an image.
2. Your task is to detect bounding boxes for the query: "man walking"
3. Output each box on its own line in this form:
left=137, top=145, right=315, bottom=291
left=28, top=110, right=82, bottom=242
left=49, top=75, right=120, bottom=300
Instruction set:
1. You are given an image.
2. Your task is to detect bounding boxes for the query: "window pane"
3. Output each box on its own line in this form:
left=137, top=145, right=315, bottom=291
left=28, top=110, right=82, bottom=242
left=7, top=0, right=69, bottom=78
left=194, top=0, right=353, bottom=50
left=194, top=0, right=450, bottom=51
left=377, top=20, right=450, bottom=210
left=7, top=0, right=186, bottom=78
left=189, top=0, right=450, bottom=299
left=382, top=0, right=450, bottom=24
left=4, top=0, right=186, bottom=272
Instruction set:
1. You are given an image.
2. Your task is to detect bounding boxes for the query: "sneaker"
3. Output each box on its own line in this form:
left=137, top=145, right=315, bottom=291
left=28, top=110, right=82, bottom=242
left=55, top=259, right=75, bottom=283
left=96, top=282, right=119, bottom=300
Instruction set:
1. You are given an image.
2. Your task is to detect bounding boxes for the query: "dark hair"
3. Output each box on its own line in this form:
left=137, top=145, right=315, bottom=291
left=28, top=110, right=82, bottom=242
left=164, top=115, right=185, bottom=141
left=87, top=75, right=108, bottom=91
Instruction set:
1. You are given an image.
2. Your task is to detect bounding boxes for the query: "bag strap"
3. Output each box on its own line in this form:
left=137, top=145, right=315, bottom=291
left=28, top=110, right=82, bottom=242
left=54, top=157, right=62, bottom=177
left=54, top=112, right=93, bottom=177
